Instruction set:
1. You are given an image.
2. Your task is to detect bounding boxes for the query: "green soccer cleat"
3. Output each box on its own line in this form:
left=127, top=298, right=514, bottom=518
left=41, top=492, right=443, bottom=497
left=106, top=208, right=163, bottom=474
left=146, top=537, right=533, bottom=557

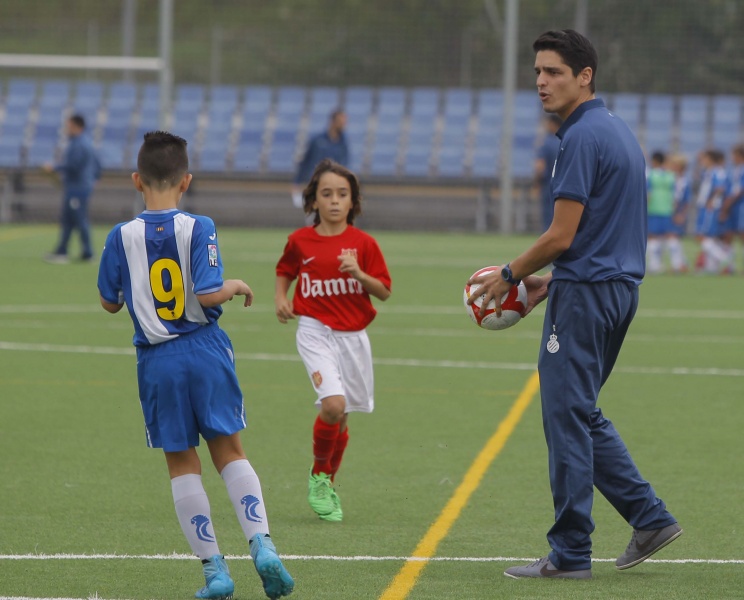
left=250, top=533, right=295, bottom=599
left=307, top=471, right=342, bottom=521
left=195, top=554, right=234, bottom=599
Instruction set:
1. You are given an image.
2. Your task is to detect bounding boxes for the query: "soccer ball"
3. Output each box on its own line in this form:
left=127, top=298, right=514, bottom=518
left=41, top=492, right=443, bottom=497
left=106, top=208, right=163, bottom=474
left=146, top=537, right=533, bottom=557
left=463, top=266, right=528, bottom=330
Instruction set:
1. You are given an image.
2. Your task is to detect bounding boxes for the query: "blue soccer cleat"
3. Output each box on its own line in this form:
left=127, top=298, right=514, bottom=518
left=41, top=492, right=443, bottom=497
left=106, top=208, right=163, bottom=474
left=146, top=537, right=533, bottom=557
left=196, top=554, right=234, bottom=600
left=250, top=533, right=295, bottom=599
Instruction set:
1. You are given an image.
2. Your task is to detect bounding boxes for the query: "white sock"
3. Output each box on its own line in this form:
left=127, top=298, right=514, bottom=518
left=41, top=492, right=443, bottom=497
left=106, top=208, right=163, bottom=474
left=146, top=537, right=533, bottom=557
left=702, top=237, right=726, bottom=272
left=171, top=474, right=221, bottom=560
left=721, top=242, right=734, bottom=269
left=666, top=237, right=687, bottom=271
left=647, top=238, right=663, bottom=273
left=221, top=459, right=270, bottom=542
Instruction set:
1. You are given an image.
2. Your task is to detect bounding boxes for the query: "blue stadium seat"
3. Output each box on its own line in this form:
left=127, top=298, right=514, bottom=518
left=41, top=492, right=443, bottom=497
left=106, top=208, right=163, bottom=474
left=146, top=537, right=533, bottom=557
left=344, top=86, right=373, bottom=119
left=477, top=89, right=503, bottom=117
left=2, top=107, right=30, bottom=137
left=97, top=140, right=126, bottom=169
left=209, top=85, right=239, bottom=110
left=39, top=80, right=70, bottom=110
left=0, top=139, right=23, bottom=168
left=711, top=95, right=742, bottom=150
left=643, top=94, right=674, bottom=152
left=444, top=88, right=473, bottom=119
left=275, top=86, right=306, bottom=118
left=377, top=87, right=406, bottom=118
left=26, top=140, right=57, bottom=167
left=611, top=93, right=642, bottom=134
left=109, top=81, right=138, bottom=111
left=437, top=143, right=467, bottom=178
left=369, top=144, right=399, bottom=176
left=678, top=95, right=709, bottom=154
left=198, top=143, right=229, bottom=172
left=471, top=129, right=500, bottom=179
left=309, top=87, right=340, bottom=119
left=409, top=87, right=440, bottom=119
left=234, top=141, right=262, bottom=172
left=243, top=85, right=272, bottom=113
left=402, top=148, right=431, bottom=177
left=73, top=81, right=104, bottom=113
left=176, top=84, right=205, bottom=111
left=6, top=79, right=37, bottom=109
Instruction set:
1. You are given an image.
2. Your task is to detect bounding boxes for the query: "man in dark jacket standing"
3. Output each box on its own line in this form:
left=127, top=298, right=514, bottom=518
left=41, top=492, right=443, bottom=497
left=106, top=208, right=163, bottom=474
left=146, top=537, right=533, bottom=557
left=45, top=114, right=101, bottom=263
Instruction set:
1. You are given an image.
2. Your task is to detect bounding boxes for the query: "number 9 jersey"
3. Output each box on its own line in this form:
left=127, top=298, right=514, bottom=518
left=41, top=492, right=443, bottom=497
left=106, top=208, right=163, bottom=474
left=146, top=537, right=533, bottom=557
left=98, top=209, right=225, bottom=346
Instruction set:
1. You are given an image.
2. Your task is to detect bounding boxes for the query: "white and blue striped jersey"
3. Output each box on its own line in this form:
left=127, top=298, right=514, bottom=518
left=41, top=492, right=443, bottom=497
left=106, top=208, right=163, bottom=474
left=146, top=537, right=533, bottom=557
left=98, top=209, right=225, bottom=347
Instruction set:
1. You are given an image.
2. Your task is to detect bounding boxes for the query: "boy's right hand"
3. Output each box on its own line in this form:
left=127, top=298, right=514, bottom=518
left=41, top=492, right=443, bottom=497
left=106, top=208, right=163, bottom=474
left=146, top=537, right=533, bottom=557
left=275, top=296, right=296, bottom=324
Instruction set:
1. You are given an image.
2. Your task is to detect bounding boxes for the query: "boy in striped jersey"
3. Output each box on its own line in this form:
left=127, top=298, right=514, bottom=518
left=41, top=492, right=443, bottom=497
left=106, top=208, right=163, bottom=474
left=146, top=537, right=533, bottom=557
left=97, top=131, right=293, bottom=600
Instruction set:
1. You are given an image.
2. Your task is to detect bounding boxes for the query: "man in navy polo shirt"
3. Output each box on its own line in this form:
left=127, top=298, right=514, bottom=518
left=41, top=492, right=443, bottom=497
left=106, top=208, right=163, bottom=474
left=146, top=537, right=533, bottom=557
left=467, top=29, right=682, bottom=579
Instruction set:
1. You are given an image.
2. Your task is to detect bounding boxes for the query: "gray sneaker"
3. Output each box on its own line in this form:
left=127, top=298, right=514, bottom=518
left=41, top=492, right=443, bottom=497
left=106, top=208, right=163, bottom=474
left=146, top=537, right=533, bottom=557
left=616, top=522, right=683, bottom=570
left=504, top=556, right=592, bottom=580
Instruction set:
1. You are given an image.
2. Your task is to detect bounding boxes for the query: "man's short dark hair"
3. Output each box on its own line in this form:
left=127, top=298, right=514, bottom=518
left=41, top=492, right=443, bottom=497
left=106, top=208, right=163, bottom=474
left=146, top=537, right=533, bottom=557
left=533, top=29, right=598, bottom=93
left=137, top=131, right=189, bottom=190
left=69, top=114, right=86, bottom=129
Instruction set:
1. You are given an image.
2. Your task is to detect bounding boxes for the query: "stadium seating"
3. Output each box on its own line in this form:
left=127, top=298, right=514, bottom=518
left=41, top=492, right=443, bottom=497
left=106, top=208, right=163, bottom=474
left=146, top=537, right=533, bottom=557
left=1, top=77, right=743, bottom=177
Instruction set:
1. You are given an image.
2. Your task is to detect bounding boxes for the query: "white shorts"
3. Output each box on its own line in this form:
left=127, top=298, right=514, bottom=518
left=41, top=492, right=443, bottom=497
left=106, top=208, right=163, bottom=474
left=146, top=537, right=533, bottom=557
left=296, top=316, right=375, bottom=413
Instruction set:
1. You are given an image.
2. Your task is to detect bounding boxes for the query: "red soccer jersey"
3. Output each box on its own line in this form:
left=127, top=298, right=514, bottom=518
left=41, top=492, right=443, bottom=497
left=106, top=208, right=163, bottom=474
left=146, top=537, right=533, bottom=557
left=276, top=225, right=392, bottom=331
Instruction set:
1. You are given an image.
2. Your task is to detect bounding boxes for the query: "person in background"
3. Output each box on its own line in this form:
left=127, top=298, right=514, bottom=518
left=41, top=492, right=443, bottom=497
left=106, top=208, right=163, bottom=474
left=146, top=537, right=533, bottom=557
left=44, top=114, right=101, bottom=264
left=292, top=109, right=349, bottom=211
left=666, top=153, right=692, bottom=273
left=718, top=144, right=744, bottom=274
left=533, top=114, right=563, bottom=231
left=645, top=151, right=677, bottom=274
left=694, top=148, right=729, bottom=273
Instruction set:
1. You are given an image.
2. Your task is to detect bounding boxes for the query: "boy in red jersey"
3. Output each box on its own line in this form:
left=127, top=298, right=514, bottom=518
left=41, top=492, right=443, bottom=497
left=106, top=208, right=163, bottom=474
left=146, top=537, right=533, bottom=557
left=274, top=159, right=392, bottom=522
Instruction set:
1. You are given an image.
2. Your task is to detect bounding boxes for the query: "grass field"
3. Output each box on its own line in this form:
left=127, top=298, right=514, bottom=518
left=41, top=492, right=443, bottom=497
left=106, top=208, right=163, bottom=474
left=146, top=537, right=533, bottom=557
left=1, top=224, right=743, bottom=600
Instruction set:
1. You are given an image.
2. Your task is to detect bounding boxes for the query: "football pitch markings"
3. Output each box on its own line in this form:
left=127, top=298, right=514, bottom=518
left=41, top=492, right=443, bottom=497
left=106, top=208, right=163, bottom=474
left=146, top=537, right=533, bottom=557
left=2, top=303, right=744, bottom=320
left=378, top=372, right=540, bottom=599
left=1, top=340, right=743, bottom=378
left=2, top=553, right=742, bottom=564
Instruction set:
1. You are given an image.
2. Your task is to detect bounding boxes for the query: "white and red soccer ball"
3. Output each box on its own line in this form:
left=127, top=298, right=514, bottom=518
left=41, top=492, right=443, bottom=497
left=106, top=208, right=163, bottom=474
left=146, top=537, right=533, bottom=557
left=463, top=266, right=528, bottom=330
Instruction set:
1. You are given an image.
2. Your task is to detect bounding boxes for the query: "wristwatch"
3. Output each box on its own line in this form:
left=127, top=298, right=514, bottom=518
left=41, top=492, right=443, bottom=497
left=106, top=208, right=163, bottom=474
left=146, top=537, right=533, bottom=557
left=501, top=263, right=521, bottom=286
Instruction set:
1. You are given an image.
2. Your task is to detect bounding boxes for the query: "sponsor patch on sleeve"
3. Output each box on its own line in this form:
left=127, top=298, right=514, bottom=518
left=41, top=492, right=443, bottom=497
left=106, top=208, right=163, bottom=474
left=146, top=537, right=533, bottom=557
left=208, top=244, right=218, bottom=267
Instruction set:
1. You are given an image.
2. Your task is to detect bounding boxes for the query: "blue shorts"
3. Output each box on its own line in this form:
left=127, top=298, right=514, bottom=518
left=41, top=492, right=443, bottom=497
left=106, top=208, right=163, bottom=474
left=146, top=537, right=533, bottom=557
left=135, top=322, right=246, bottom=452
left=721, top=201, right=744, bottom=234
left=647, top=214, right=672, bottom=236
left=695, top=206, right=720, bottom=237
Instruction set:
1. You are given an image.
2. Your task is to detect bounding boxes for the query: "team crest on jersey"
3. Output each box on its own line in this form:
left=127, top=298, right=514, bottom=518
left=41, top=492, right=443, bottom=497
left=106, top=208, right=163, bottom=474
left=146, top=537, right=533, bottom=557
left=311, top=371, right=323, bottom=388
left=207, top=244, right=218, bottom=267
left=340, top=248, right=358, bottom=260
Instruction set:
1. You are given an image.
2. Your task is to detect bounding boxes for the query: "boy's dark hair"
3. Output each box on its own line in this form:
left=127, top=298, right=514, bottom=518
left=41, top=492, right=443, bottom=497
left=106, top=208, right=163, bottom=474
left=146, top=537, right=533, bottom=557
left=651, top=151, right=666, bottom=165
left=303, top=158, right=362, bottom=225
left=732, top=144, right=744, bottom=158
left=69, top=114, right=86, bottom=129
left=704, top=148, right=725, bottom=164
left=533, top=29, right=598, bottom=93
left=137, top=131, right=189, bottom=190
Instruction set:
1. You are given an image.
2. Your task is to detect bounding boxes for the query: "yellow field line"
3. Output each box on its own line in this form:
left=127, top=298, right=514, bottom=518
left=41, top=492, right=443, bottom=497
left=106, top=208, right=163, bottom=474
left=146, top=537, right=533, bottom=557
left=378, top=370, right=541, bottom=600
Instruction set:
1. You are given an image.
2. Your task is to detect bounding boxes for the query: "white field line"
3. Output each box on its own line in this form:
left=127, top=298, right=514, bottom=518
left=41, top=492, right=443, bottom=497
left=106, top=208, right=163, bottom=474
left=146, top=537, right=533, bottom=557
left=1, top=341, right=743, bottom=377
left=0, top=552, right=742, bottom=565
left=2, top=304, right=744, bottom=320
left=1, top=318, right=742, bottom=346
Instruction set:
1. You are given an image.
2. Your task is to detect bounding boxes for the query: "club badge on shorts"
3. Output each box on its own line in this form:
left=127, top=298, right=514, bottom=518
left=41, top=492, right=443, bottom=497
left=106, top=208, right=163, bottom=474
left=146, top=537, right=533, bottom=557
left=311, top=371, right=323, bottom=388
left=208, top=244, right=218, bottom=267
left=546, top=325, right=560, bottom=354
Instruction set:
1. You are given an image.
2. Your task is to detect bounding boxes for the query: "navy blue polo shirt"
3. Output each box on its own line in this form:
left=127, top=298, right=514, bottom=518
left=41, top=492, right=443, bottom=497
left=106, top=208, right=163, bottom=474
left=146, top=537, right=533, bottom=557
left=550, top=98, right=647, bottom=285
